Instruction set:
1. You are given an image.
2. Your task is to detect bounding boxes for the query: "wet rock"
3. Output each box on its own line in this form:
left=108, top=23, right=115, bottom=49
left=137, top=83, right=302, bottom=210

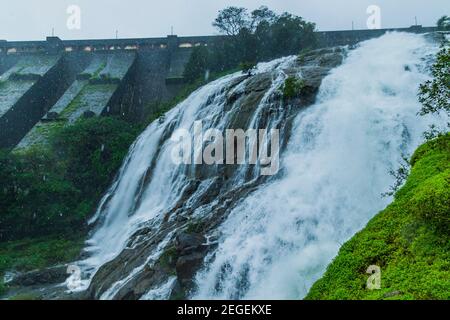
left=383, top=290, right=403, bottom=298
left=176, top=252, right=206, bottom=286
left=8, top=265, right=68, bottom=287
left=226, top=73, right=271, bottom=108
left=171, top=232, right=208, bottom=290
left=318, top=53, right=343, bottom=68
left=78, top=47, right=348, bottom=300
left=175, top=232, right=205, bottom=254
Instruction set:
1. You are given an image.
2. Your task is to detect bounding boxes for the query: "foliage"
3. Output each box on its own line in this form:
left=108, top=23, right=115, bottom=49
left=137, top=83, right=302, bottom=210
left=183, top=6, right=317, bottom=83
left=437, top=15, right=450, bottom=31
left=183, top=46, right=210, bottom=84
left=52, top=117, right=138, bottom=198
left=0, top=235, right=84, bottom=296
left=423, top=124, right=446, bottom=141
left=418, top=44, right=449, bottom=121
left=239, top=61, right=256, bottom=74
left=266, top=13, right=317, bottom=58
left=306, top=134, right=450, bottom=300
left=250, top=6, right=277, bottom=30
left=213, top=7, right=250, bottom=36
left=283, top=76, right=305, bottom=100
left=0, top=117, right=138, bottom=242
left=0, top=236, right=84, bottom=274
left=8, top=293, right=42, bottom=300
left=382, top=156, right=411, bottom=197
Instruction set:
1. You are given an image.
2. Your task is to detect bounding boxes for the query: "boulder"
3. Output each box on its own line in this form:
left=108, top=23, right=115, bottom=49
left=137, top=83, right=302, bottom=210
left=175, top=232, right=205, bottom=254
left=175, top=251, right=205, bottom=286
left=8, top=265, right=68, bottom=287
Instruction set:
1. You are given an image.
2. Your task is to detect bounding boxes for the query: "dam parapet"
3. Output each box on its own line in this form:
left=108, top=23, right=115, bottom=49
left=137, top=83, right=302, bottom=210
left=0, top=26, right=438, bottom=149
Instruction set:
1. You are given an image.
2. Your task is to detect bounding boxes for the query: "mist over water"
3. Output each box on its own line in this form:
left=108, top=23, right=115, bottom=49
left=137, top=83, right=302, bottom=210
left=71, top=32, right=444, bottom=299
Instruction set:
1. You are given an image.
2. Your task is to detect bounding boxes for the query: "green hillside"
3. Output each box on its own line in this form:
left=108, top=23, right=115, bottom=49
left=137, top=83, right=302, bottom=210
left=307, top=133, right=450, bottom=300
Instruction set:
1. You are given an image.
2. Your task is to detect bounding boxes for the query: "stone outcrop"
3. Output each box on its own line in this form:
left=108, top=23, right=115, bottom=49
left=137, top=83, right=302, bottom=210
left=82, top=46, right=347, bottom=300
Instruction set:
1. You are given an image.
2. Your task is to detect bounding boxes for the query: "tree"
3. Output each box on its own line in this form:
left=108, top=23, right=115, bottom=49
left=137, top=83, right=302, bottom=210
left=437, top=15, right=450, bottom=31
left=250, top=6, right=276, bottom=31
left=213, top=7, right=250, bottom=36
left=418, top=44, right=449, bottom=120
left=183, top=6, right=318, bottom=83
left=183, top=46, right=210, bottom=84
left=268, top=13, right=317, bottom=58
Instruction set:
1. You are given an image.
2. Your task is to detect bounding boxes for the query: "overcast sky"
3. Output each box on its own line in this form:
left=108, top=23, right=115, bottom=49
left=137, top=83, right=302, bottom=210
left=0, top=0, right=448, bottom=41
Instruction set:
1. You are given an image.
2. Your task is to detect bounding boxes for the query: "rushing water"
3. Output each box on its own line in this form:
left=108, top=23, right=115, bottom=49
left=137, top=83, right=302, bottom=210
left=71, top=32, right=444, bottom=299
left=193, top=32, right=443, bottom=299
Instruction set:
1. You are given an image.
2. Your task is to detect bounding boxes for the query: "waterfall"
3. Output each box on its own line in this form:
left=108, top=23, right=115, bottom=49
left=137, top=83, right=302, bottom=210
left=70, top=32, right=444, bottom=300
left=193, top=32, right=443, bottom=299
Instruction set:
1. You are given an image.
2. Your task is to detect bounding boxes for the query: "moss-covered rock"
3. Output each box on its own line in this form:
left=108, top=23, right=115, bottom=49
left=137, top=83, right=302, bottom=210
left=306, top=133, right=450, bottom=300
left=282, top=76, right=305, bottom=100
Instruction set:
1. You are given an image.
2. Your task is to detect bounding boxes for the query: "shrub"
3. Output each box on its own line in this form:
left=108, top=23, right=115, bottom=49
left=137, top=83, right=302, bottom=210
left=410, top=172, right=450, bottom=233
left=283, top=76, right=305, bottom=100
left=239, top=61, right=256, bottom=74
left=0, top=117, right=138, bottom=241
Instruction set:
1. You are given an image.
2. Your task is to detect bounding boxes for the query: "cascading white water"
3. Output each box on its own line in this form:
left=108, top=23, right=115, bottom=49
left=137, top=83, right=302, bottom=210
left=71, top=32, right=445, bottom=299
left=72, top=56, right=297, bottom=294
left=192, top=33, right=444, bottom=299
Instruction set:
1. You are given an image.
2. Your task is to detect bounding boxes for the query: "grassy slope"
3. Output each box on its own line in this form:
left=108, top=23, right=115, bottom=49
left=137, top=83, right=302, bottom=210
left=306, top=133, right=450, bottom=300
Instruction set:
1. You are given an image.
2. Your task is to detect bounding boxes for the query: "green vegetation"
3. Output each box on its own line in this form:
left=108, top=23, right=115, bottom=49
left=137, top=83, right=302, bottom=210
left=8, top=293, right=42, bottom=300
left=0, top=117, right=138, bottom=242
left=0, top=235, right=84, bottom=297
left=0, top=280, right=4, bottom=295
left=183, top=46, right=211, bottom=84
left=0, top=116, right=139, bottom=294
left=0, top=236, right=84, bottom=275
left=283, top=76, right=306, bottom=100
left=306, top=133, right=450, bottom=300
left=437, top=15, right=450, bottom=31
left=159, top=246, right=178, bottom=272
left=183, top=6, right=317, bottom=84
left=239, top=61, right=257, bottom=74
left=186, top=220, right=205, bottom=234
left=418, top=44, right=449, bottom=121
left=90, top=62, right=107, bottom=80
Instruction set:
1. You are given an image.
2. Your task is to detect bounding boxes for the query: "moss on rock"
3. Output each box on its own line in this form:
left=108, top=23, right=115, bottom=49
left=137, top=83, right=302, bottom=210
left=283, top=76, right=305, bottom=100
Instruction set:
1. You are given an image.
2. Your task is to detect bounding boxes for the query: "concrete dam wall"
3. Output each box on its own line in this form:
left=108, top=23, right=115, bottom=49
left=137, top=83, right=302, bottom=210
left=0, top=26, right=437, bottom=149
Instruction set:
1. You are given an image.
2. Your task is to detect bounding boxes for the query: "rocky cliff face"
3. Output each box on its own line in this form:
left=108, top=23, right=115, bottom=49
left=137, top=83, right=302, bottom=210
left=79, top=47, right=345, bottom=300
